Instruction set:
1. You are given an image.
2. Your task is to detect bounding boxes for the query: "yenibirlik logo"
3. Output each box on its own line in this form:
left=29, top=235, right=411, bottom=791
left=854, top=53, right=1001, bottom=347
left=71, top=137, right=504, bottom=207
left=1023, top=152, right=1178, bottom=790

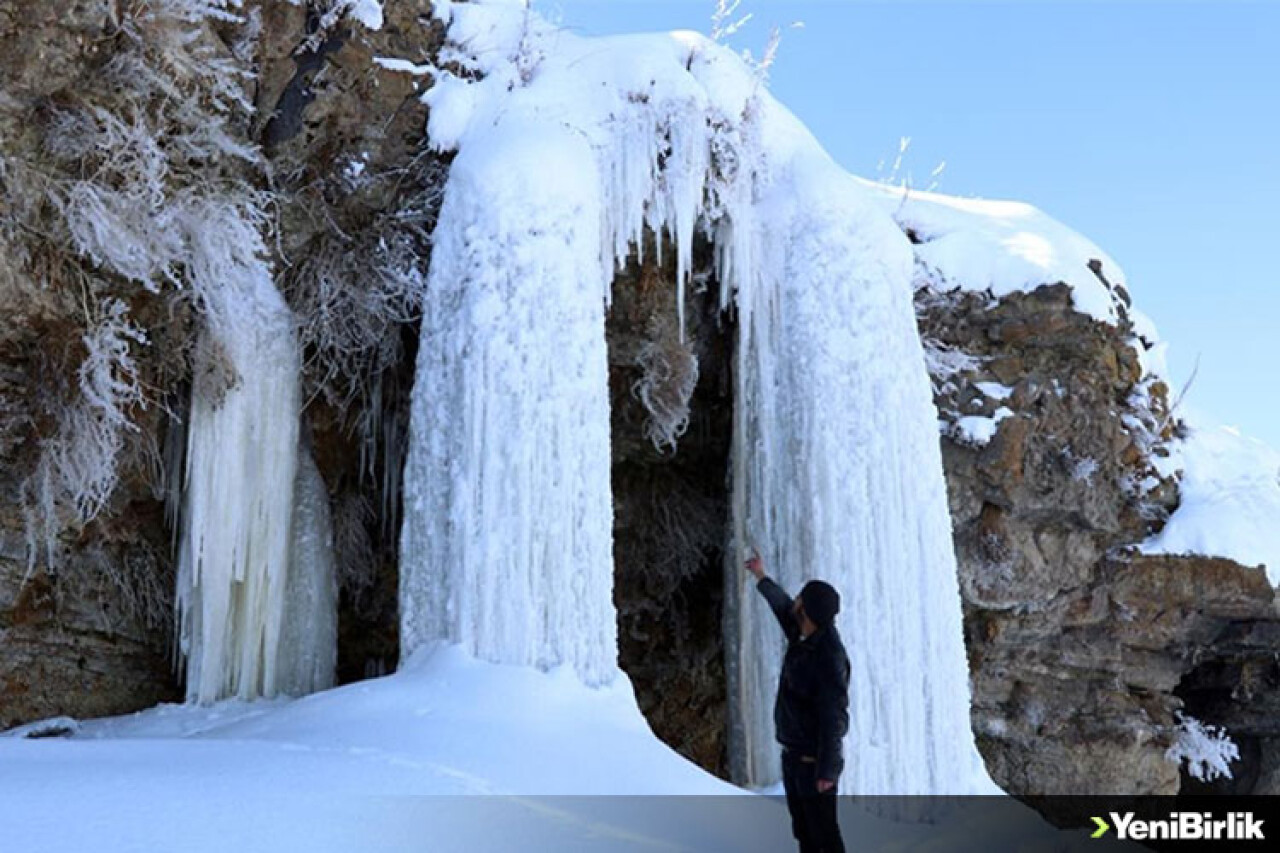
left=1091, top=811, right=1265, bottom=842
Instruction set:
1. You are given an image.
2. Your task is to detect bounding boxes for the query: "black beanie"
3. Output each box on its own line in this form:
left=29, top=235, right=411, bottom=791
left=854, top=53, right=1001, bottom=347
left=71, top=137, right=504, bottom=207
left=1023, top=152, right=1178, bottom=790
left=800, top=580, right=840, bottom=628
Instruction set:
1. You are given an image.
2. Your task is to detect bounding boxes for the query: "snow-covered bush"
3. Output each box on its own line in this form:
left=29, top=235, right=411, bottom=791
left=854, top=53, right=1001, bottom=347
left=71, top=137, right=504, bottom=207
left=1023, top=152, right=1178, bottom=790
left=633, top=313, right=700, bottom=452
left=2, top=0, right=269, bottom=573
left=20, top=301, right=148, bottom=569
left=286, top=227, right=424, bottom=412
left=1166, top=713, right=1239, bottom=782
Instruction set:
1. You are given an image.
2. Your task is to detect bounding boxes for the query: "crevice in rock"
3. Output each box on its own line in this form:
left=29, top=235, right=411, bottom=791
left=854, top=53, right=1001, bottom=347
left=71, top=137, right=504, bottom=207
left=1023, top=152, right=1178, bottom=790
left=607, top=231, right=735, bottom=779
left=260, top=12, right=347, bottom=154
left=1174, top=651, right=1280, bottom=794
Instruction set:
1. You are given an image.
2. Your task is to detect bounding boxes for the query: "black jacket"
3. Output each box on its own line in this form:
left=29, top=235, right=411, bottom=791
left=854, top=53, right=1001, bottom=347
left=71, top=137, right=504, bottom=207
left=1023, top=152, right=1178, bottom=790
left=756, top=576, right=851, bottom=781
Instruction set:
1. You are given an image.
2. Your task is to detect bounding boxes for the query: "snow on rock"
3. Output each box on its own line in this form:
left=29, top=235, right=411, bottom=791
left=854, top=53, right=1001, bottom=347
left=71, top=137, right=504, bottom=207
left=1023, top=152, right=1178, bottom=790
left=0, top=716, right=80, bottom=739
left=975, top=381, right=1013, bottom=401
left=1142, top=420, right=1280, bottom=585
left=372, top=56, right=432, bottom=75
left=953, top=407, right=1015, bottom=446
left=347, top=0, right=384, bottom=30
left=403, top=0, right=994, bottom=794
left=865, top=182, right=1127, bottom=320
left=865, top=181, right=1166, bottom=381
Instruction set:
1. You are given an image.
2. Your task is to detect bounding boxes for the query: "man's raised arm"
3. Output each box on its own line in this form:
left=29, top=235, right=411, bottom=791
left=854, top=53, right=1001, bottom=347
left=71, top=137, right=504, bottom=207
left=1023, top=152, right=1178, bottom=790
left=745, top=554, right=799, bottom=643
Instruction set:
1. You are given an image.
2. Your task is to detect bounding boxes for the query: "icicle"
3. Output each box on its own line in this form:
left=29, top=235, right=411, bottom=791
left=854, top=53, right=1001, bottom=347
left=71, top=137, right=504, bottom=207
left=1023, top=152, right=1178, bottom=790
left=276, top=443, right=338, bottom=696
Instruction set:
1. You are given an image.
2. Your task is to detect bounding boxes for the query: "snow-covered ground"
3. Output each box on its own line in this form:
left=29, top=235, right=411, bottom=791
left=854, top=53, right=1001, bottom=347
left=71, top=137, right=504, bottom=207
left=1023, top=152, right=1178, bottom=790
left=1, top=645, right=1063, bottom=852
left=2, top=645, right=778, bottom=852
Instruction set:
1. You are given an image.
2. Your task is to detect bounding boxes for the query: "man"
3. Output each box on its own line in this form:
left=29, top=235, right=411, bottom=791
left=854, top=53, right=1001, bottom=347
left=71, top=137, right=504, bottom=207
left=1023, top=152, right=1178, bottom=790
left=745, top=553, right=850, bottom=853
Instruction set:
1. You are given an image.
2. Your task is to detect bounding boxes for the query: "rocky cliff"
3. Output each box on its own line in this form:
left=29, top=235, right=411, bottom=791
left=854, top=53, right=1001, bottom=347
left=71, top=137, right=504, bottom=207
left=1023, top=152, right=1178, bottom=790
left=914, top=275, right=1280, bottom=794
left=3, top=0, right=1279, bottom=797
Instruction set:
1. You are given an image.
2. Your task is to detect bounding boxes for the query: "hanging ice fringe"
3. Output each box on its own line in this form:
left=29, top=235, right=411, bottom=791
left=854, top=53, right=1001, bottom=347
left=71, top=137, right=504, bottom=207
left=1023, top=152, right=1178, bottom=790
left=402, top=0, right=993, bottom=792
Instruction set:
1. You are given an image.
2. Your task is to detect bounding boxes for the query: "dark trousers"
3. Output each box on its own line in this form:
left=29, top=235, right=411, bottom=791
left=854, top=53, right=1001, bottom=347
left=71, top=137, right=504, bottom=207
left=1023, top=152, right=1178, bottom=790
left=781, top=750, right=845, bottom=853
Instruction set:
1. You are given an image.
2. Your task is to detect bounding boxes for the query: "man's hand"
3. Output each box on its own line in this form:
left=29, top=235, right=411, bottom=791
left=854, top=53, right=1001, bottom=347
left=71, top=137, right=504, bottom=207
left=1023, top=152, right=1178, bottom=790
left=744, top=553, right=764, bottom=580
left=816, top=779, right=835, bottom=793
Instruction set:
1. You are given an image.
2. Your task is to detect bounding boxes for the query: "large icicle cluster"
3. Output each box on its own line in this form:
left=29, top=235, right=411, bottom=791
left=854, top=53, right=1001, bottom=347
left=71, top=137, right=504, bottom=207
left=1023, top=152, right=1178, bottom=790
left=404, top=0, right=992, bottom=791
left=399, top=118, right=617, bottom=684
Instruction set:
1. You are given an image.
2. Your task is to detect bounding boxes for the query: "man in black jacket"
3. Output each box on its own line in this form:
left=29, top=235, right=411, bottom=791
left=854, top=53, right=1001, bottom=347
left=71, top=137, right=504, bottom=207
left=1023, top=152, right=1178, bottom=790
left=746, top=553, right=849, bottom=853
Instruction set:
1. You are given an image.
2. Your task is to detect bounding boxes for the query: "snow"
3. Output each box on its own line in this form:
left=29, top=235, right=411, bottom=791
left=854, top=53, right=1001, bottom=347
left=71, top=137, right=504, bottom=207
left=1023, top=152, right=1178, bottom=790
left=868, top=182, right=1164, bottom=378
left=1142, top=419, right=1280, bottom=585
left=373, top=56, right=431, bottom=75
left=347, top=0, right=384, bottom=30
left=404, top=0, right=994, bottom=794
left=1, top=645, right=790, bottom=853
left=953, top=407, right=1015, bottom=446
left=866, top=182, right=1128, bottom=321
left=8, top=642, right=1085, bottom=852
left=974, top=381, right=1013, bottom=401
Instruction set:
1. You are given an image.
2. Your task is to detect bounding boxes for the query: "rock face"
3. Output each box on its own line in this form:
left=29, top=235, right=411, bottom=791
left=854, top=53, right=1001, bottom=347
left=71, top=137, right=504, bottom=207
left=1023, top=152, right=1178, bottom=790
left=918, top=280, right=1280, bottom=794
left=4, top=0, right=1280, bottom=801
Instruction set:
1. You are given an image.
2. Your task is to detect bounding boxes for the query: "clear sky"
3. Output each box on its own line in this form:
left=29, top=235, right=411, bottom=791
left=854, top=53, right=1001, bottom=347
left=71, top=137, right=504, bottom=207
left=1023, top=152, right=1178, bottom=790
left=536, top=0, right=1280, bottom=450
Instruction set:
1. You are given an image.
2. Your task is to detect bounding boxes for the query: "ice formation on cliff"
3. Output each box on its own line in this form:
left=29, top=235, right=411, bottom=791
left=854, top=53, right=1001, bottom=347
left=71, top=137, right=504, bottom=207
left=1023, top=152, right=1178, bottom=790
left=399, top=0, right=991, bottom=791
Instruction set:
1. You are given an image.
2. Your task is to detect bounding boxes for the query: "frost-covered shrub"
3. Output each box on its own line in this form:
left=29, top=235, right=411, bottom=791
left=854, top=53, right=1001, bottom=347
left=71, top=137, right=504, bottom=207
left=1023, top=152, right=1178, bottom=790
left=633, top=313, right=700, bottom=452
left=20, top=300, right=148, bottom=568
left=286, top=228, right=424, bottom=412
left=1166, top=713, right=1239, bottom=782
left=1, top=0, right=269, bottom=571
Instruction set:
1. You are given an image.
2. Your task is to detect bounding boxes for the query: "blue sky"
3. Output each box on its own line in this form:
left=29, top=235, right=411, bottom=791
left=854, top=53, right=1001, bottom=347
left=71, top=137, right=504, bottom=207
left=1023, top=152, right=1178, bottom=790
left=536, top=0, right=1280, bottom=449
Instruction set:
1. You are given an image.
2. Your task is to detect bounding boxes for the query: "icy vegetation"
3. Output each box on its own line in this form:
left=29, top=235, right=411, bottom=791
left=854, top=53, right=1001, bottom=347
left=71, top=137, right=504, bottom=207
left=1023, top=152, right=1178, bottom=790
left=0, top=0, right=338, bottom=702
left=4, top=0, right=267, bottom=568
left=401, top=0, right=992, bottom=792
left=20, top=300, right=147, bottom=567
left=1166, top=713, right=1239, bottom=782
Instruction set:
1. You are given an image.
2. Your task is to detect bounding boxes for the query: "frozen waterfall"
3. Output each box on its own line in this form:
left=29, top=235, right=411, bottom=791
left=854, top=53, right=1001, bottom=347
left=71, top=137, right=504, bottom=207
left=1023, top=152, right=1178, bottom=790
left=398, top=121, right=618, bottom=685
left=724, top=156, right=991, bottom=792
left=173, top=202, right=336, bottom=704
left=401, top=0, right=992, bottom=792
